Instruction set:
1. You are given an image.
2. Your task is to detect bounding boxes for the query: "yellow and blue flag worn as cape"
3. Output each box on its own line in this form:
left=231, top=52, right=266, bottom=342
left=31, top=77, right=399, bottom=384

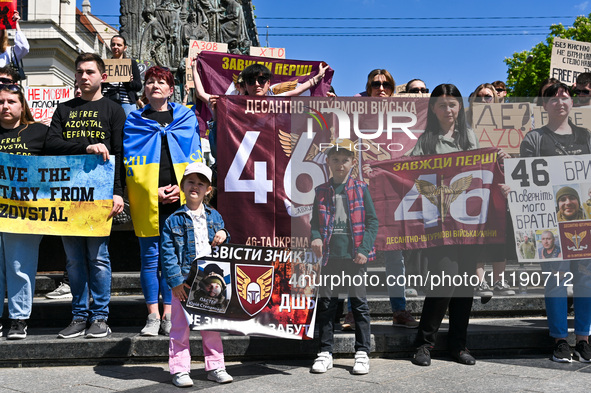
left=124, top=102, right=203, bottom=237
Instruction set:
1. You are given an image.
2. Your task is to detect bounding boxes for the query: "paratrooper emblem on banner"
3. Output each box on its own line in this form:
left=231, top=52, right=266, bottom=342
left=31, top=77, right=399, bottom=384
left=565, top=230, right=588, bottom=251
left=415, top=175, right=473, bottom=221
left=236, top=264, right=274, bottom=316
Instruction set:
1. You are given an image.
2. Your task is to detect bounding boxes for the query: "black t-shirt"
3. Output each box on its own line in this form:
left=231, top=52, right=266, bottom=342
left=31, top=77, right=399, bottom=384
left=46, top=96, right=126, bottom=196
left=142, top=106, right=179, bottom=217
left=539, top=127, right=590, bottom=156
left=0, top=123, right=48, bottom=155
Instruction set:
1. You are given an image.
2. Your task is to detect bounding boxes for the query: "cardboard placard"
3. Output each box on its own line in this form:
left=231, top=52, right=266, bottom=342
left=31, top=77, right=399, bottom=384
left=471, top=103, right=533, bottom=154
left=550, top=37, right=591, bottom=85
left=532, top=105, right=591, bottom=130
left=249, top=46, right=286, bottom=59
left=104, top=58, right=132, bottom=83
left=186, top=41, right=229, bottom=88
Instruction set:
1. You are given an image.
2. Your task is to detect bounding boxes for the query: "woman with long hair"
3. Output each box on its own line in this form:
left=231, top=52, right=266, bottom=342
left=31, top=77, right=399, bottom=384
left=411, top=84, right=480, bottom=366
left=0, top=10, right=29, bottom=70
left=0, top=84, right=47, bottom=339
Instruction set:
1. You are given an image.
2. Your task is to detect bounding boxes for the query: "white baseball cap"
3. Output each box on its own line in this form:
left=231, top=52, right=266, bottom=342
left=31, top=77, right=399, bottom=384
left=183, top=161, right=212, bottom=183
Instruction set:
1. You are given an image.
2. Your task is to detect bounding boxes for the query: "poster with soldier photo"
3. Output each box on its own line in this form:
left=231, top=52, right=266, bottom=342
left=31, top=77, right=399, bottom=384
left=186, top=261, right=231, bottom=314
left=506, top=155, right=591, bottom=261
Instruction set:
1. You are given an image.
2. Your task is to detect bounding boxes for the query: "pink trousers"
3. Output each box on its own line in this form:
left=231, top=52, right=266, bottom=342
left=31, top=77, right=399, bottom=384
left=168, top=295, right=225, bottom=374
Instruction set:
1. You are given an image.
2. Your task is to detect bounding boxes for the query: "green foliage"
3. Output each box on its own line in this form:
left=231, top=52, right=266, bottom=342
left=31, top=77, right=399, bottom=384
left=505, top=14, right=591, bottom=97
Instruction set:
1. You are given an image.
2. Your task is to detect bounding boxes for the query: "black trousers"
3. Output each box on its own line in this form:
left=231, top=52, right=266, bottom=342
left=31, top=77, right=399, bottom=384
left=414, top=245, right=477, bottom=352
left=316, top=258, right=371, bottom=354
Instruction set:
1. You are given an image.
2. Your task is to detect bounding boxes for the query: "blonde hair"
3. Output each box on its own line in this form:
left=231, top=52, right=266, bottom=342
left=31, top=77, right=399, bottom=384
left=0, top=30, right=8, bottom=54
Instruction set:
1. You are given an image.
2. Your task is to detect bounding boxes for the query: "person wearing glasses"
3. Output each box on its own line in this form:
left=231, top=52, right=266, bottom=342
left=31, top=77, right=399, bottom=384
left=573, top=73, right=591, bottom=107
left=0, top=81, right=45, bottom=340
left=492, top=81, right=507, bottom=102
left=192, top=58, right=328, bottom=158
left=0, top=10, right=28, bottom=68
left=354, top=69, right=396, bottom=97
left=405, top=79, right=429, bottom=94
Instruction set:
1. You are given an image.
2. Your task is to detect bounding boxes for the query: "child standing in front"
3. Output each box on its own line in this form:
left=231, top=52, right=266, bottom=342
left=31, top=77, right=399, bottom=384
left=161, top=162, right=233, bottom=387
left=310, top=140, right=378, bottom=375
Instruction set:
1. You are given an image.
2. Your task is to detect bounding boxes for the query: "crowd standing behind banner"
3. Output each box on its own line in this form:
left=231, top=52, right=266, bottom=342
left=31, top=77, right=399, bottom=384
left=2, top=35, right=591, bottom=385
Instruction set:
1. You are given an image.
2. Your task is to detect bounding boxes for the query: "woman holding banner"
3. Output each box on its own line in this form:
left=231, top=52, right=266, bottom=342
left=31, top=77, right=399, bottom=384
left=410, top=83, right=481, bottom=367
left=0, top=10, right=28, bottom=70
left=519, top=82, right=591, bottom=363
left=123, top=66, right=202, bottom=337
left=0, top=84, right=47, bottom=339
left=102, top=35, right=142, bottom=117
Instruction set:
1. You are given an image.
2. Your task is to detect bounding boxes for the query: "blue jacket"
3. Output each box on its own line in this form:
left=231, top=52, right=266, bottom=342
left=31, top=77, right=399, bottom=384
left=161, top=204, right=229, bottom=289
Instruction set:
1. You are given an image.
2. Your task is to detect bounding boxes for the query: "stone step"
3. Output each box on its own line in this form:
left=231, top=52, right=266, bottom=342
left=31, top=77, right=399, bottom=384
left=4, top=292, right=551, bottom=332
left=0, top=318, right=562, bottom=366
left=35, top=263, right=547, bottom=297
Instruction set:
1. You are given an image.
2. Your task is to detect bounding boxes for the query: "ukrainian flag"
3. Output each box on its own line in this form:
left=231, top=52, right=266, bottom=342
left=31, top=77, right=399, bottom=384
left=124, top=102, right=202, bottom=237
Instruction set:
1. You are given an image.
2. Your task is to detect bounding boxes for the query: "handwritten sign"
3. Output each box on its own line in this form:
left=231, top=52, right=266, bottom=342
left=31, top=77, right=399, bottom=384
left=26, top=86, right=73, bottom=123
left=249, top=46, right=286, bottom=59
left=532, top=105, right=591, bottom=129
left=104, top=58, right=132, bottom=83
left=550, top=37, right=591, bottom=84
left=471, top=103, right=533, bottom=154
left=186, top=41, right=229, bottom=88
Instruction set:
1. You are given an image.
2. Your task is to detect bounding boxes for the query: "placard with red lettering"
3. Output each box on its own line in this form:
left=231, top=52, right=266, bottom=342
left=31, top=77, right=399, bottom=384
left=506, top=154, right=591, bottom=261
left=370, top=148, right=506, bottom=250
left=181, top=244, right=320, bottom=340
left=471, top=102, right=533, bottom=154
left=250, top=46, right=286, bottom=59
left=186, top=40, right=228, bottom=88
left=26, top=86, right=73, bottom=123
left=0, top=0, right=16, bottom=30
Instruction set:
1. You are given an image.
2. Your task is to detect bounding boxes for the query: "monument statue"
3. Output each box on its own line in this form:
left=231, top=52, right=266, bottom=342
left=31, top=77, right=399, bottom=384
left=120, top=0, right=259, bottom=73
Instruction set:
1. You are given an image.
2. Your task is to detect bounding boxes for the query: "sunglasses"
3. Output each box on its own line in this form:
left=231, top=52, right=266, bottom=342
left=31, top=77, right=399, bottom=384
left=0, top=84, right=21, bottom=92
left=575, top=89, right=591, bottom=96
left=370, top=81, right=393, bottom=90
left=0, top=77, right=15, bottom=84
left=476, top=95, right=494, bottom=102
left=244, top=75, right=270, bottom=86
left=495, top=88, right=506, bottom=93
left=408, top=87, right=429, bottom=93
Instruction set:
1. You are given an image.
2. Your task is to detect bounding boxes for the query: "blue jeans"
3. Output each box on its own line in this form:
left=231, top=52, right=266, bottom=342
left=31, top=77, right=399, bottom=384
left=62, top=236, right=111, bottom=322
left=121, top=102, right=137, bottom=117
left=0, top=233, right=42, bottom=319
left=139, top=236, right=172, bottom=305
left=385, top=250, right=406, bottom=311
left=543, top=259, right=591, bottom=338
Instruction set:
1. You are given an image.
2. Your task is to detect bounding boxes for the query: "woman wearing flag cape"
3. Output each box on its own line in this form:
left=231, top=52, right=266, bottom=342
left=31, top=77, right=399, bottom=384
left=123, top=66, right=202, bottom=337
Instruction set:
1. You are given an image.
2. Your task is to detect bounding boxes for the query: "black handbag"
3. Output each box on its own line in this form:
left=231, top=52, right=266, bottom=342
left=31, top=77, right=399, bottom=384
left=10, top=47, right=25, bottom=81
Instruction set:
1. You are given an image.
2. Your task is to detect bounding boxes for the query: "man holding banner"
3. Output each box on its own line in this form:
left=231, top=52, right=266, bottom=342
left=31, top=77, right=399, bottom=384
left=47, top=53, right=126, bottom=340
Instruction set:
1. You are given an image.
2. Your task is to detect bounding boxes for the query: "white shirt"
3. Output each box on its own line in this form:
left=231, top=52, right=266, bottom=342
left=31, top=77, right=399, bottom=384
left=185, top=205, right=212, bottom=260
left=0, top=31, right=29, bottom=68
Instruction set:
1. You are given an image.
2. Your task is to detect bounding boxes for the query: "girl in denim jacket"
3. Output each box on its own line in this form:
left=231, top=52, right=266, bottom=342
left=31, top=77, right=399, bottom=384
left=161, top=162, right=233, bottom=387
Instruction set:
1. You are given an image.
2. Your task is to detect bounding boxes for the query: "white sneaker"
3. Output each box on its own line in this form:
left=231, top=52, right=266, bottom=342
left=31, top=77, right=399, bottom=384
left=352, top=351, right=370, bottom=375
left=172, top=372, right=193, bottom=387
left=207, top=368, right=233, bottom=383
left=311, top=351, right=333, bottom=373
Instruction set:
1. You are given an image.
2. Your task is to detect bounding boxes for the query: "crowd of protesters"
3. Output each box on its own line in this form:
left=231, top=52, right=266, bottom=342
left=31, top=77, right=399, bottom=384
left=0, top=17, right=589, bottom=386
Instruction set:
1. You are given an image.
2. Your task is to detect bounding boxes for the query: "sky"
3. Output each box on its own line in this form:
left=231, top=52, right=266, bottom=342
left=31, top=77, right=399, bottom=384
left=78, top=0, right=591, bottom=97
